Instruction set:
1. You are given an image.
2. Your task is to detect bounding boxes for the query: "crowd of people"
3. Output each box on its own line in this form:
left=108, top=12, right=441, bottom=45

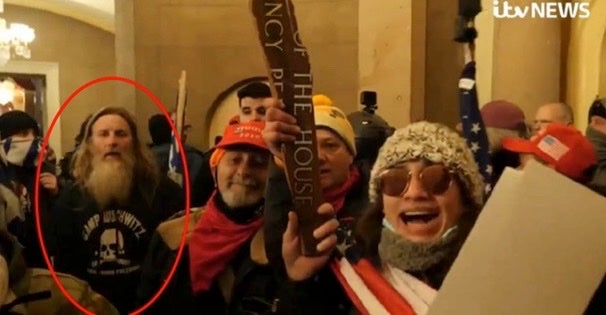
left=0, top=80, right=604, bottom=314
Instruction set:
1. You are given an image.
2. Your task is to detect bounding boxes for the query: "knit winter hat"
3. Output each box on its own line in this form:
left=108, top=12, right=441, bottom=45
left=0, top=110, right=40, bottom=140
left=313, top=94, right=356, bottom=156
left=369, top=121, right=484, bottom=209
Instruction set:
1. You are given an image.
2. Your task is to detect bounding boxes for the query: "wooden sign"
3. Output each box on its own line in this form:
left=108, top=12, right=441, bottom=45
left=251, top=0, right=328, bottom=256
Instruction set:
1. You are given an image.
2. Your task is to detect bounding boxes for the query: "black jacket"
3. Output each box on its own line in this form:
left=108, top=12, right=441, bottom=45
left=150, top=143, right=214, bottom=207
left=51, top=176, right=183, bottom=314
left=0, top=165, right=56, bottom=269
left=263, top=160, right=370, bottom=314
left=134, top=209, right=205, bottom=314
left=136, top=204, right=280, bottom=314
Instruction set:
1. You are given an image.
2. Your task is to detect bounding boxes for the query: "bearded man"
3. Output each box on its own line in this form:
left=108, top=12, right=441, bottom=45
left=136, top=120, right=277, bottom=314
left=52, top=107, right=183, bottom=314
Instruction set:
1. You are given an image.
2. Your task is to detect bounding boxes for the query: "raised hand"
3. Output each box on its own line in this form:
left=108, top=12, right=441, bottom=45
left=39, top=172, right=59, bottom=195
left=262, top=99, right=301, bottom=159
left=282, top=203, right=339, bottom=281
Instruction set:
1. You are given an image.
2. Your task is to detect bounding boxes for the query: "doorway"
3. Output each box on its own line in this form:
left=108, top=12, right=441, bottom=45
left=0, top=61, right=61, bottom=155
left=0, top=73, right=46, bottom=133
left=206, top=77, right=268, bottom=146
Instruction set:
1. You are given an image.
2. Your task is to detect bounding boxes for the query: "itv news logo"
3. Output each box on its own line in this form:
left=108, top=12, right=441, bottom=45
left=493, top=1, right=591, bottom=19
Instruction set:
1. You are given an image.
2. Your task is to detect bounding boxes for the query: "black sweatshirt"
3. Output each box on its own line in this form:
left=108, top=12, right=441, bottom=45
left=52, top=177, right=183, bottom=314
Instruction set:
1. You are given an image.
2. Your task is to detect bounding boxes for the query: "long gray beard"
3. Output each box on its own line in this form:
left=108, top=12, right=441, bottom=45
left=377, top=211, right=477, bottom=286
left=86, top=156, right=134, bottom=209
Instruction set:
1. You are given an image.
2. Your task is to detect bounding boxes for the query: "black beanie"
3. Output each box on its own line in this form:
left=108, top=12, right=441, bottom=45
left=0, top=110, right=40, bottom=140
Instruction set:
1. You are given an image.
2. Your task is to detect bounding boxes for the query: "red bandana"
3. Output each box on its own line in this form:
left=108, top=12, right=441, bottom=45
left=323, top=167, right=361, bottom=212
left=189, top=193, right=263, bottom=294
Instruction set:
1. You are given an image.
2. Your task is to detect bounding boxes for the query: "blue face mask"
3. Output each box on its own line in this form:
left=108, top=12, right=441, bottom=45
left=2, top=137, right=41, bottom=168
left=382, top=218, right=396, bottom=232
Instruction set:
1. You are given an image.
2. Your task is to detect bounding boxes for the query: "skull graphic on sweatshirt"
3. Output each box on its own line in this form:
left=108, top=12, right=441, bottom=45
left=91, top=228, right=131, bottom=268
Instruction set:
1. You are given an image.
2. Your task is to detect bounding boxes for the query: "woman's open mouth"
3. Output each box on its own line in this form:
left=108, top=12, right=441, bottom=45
left=398, top=210, right=442, bottom=241
left=400, top=211, right=439, bottom=224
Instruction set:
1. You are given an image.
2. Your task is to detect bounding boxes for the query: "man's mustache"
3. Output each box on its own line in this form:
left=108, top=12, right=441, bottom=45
left=229, top=178, right=260, bottom=188
left=104, top=151, right=122, bottom=157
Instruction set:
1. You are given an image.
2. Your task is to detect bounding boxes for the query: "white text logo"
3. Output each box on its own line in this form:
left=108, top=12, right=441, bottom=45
left=493, top=1, right=590, bottom=19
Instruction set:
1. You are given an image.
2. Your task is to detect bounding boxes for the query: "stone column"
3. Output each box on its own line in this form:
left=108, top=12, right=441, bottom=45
left=358, top=0, right=467, bottom=128
left=358, top=0, right=426, bottom=128
left=567, top=0, right=606, bottom=131
left=423, top=0, right=463, bottom=128
left=489, top=0, right=562, bottom=119
left=601, top=37, right=606, bottom=96
left=114, top=0, right=136, bottom=114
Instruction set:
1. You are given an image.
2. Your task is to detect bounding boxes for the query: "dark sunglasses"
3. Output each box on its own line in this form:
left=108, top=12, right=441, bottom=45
left=378, top=164, right=454, bottom=196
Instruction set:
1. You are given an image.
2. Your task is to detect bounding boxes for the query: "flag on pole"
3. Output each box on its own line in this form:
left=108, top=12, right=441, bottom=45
left=168, top=118, right=183, bottom=187
left=459, top=61, right=493, bottom=196
left=168, top=71, right=187, bottom=187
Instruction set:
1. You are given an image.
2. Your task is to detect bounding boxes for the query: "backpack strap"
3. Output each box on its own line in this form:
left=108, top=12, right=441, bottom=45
left=0, top=290, right=51, bottom=314
left=13, top=268, right=119, bottom=315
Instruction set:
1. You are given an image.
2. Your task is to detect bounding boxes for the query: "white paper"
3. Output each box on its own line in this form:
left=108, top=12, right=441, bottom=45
left=428, top=162, right=606, bottom=315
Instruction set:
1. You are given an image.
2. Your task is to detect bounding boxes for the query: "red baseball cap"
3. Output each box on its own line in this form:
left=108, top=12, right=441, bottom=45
left=227, top=114, right=240, bottom=125
left=502, top=124, right=597, bottom=181
left=209, top=121, right=268, bottom=169
left=215, top=120, right=268, bottom=151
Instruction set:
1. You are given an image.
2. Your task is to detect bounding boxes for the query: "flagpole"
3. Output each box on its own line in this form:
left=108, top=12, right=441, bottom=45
left=176, top=71, right=187, bottom=140
left=168, top=70, right=187, bottom=187
left=456, top=1, right=493, bottom=196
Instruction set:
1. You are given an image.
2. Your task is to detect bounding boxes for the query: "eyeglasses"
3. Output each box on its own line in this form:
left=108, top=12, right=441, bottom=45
left=378, top=164, right=454, bottom=196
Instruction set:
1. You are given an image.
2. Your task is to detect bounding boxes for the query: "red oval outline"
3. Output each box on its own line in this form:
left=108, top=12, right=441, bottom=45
left=34, top=75, right=191, bottom=315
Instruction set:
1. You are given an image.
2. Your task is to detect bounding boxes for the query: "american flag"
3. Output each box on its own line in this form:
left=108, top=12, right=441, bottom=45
left=167, top=124, right=183, bottom=187
left=537, top=135, right=569, bottom=161
left=167, top=71, right=187, bottom=187
left=459, top=61, right=493, bottom=195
